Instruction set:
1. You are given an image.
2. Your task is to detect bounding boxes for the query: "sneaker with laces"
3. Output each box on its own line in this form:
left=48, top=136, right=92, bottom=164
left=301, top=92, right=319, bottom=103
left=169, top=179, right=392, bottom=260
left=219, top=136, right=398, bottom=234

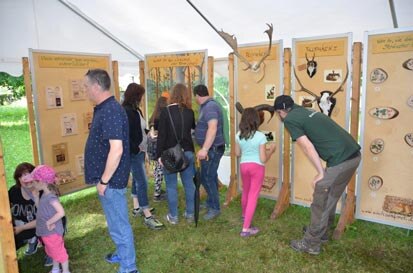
left=144, top=216, right=164, bottom=230
left=132, top=207, right=155, bottom=217
left=105, top=253, right=121, bottom=264
left=290, top=239, right=321, bottom=255
left=183, top=212, right=195, bottom=223
left=44, top=255, right=53, bottom=267
left=24, top=237, right=38, bottom=255
left=302, top=226, right=329, bottom=243
left=164, top=214, right=178, bottom=225
left=203, top=209, right=220, bottom=221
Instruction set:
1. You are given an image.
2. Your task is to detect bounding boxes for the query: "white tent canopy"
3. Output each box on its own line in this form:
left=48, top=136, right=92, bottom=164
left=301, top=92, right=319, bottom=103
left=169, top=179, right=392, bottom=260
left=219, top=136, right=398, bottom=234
left=1, top=0, right=413, bottom=78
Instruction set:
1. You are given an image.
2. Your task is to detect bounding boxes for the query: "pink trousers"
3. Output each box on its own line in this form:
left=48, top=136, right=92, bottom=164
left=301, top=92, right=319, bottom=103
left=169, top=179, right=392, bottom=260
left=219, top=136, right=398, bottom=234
left=42, top=234, right=69, bottom=263
left=240, top=162, right=265, bottom=229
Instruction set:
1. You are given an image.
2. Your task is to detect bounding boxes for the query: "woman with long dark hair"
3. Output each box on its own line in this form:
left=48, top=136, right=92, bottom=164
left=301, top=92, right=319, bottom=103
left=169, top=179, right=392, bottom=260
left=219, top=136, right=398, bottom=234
left=157, top=83, right=196, bottom=224
left=122, top=83, right=164, bottom=229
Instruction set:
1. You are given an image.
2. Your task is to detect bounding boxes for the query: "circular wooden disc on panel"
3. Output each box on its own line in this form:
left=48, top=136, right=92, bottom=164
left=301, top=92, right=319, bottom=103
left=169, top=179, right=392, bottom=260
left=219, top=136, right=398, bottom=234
left=368, top=176, right=383, bottom=191
left=370, top=138, right=384, bottom=154
left=370, top=68, right=388, bottom=84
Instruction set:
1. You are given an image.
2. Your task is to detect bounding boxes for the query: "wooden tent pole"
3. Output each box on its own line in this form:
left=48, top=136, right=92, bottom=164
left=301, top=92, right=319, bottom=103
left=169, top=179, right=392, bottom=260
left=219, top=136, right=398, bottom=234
left=112, top=61, right=120, bottom=101
left=333, top=42, right=362, bottom=240
left=139, top=60, right=146, bottom=117
left=271, top=48, right=292, bottom=219
left=23, top=57, right=39, bottom=165
left=223, top=53, right=238, bottom=207
left=208, top=56, right=214, bottom=95
left=0, top=140, right=19, bottom=273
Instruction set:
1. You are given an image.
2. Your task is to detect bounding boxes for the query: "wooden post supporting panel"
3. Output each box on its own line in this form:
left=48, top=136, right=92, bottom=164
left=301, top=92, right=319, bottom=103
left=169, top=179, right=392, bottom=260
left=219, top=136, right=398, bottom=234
left=223, top=53, right=238, bottom=207
left=0, top=140, right=19, bottom=273
left=112, top=60, right=120, bottom=101
left=139, top=60, right=146, bottom=117
left=23, top=57, right=39, bottom=165
left=208, top=56, right=214, bottom=96
left=271, top=48, right=292, bottom=219
left=333, top=42, right=362, bottom=239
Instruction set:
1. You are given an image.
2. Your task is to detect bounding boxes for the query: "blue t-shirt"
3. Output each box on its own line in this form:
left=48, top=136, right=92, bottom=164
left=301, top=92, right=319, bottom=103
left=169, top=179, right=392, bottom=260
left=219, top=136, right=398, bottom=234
left=236, top=131, right=267, bottom=166
left=195, top=98, right=225, bottom=147
left=84, top=96, right=130, bottom=189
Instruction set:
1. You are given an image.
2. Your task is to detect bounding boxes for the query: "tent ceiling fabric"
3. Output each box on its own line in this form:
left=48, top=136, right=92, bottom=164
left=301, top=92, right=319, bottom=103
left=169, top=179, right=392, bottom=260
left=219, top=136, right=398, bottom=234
left=1, top=0, right=413, bottom=77
left=67, top=0, right=413, bottom=56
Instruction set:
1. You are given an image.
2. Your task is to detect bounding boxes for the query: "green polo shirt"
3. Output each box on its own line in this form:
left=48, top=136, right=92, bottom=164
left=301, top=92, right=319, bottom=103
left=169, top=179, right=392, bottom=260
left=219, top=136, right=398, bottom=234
left=284, top=104, right=360, bottom=167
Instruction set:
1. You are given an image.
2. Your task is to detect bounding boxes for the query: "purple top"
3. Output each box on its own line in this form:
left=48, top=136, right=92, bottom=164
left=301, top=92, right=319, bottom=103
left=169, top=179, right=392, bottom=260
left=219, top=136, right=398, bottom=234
left=36, top=193, right=64, bottom=236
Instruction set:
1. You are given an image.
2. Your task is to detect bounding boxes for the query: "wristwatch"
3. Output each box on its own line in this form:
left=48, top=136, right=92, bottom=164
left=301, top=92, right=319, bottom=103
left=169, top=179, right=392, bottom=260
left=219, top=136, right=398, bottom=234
left=99, top=178, right=109, bottom=185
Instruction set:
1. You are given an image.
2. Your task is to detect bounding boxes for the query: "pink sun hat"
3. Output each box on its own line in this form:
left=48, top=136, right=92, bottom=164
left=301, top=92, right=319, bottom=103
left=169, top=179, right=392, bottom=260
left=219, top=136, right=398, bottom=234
left=21, top=165, right=57, bottom=184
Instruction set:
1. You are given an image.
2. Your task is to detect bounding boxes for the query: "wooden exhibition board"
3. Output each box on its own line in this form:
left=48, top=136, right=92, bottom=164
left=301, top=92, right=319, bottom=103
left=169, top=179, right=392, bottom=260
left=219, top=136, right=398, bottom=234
left=291, top=34, right=352, bottom=207
left=235, top=41, right=283, bottom=200
left=0, top=139, right=19, bottom=273
left=144, top=50, right=208, bottom=118
left=357, top=28, right=413, bottom=229
left=28, top=49, right=113, bottom=195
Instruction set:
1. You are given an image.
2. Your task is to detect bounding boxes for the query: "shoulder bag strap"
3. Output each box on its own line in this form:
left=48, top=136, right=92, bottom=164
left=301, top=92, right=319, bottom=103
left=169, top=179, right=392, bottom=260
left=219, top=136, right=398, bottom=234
left=166, top=106, right=184, bottom=144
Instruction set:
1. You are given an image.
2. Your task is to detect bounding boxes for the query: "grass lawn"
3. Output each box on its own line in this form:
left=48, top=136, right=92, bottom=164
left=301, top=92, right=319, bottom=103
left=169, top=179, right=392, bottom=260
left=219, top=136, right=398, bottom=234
left=2, top=104, right=413, bottom=273
left=17, top=188, right=413, bottom=273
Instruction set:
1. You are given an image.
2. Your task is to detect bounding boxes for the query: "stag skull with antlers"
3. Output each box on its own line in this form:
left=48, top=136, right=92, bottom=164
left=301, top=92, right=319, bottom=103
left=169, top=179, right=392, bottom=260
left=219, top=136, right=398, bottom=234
left=218, top=24, right=273, bottom=82
left=305, top=53, right=317, bottom=78
left=293, top=64, right=349, bottom=117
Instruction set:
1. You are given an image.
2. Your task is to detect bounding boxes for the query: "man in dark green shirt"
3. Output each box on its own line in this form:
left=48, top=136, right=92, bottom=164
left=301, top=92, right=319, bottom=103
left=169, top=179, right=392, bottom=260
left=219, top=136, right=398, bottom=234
left=274, top=95, right=361, bottom=255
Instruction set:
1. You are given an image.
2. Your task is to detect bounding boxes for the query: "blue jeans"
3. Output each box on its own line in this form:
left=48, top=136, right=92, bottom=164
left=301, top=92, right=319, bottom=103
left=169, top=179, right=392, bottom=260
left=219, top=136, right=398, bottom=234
left=130, top=152, right=149, bottom=209
left=164, top=151, right=195, bottom=218
left=98, top=188, right=137, bottom=273
left=201, top=147, right=224, bottom=212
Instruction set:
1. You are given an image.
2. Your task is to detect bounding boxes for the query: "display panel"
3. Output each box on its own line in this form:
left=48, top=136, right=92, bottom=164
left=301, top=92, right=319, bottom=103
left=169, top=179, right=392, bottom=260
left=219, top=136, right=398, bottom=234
left=235, top=41, right=283, bottom=199
left=29, top=49, right=112, bottom=194
left=357, top=28, right=413, bottom=229
left=291, top=34, right=353, bottom=206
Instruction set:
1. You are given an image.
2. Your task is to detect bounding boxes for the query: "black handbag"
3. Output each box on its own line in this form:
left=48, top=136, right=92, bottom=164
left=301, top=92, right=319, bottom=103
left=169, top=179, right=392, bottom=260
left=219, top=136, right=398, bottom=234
left=161, top=106, right=189, bottom=173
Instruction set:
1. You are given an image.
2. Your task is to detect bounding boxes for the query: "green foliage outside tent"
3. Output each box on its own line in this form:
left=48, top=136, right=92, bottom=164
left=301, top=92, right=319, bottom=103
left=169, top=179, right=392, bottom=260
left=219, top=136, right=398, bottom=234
left=0, top=72, right=25, bottom=105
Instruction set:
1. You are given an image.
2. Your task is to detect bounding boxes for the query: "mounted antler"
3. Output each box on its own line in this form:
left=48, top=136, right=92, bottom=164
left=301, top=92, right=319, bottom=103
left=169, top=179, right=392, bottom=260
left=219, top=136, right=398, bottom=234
left=219, top=23, right=273, bottom=72
left=186, top=0, right=273, bottom=75
left=218, top=31, right=252, bottom=70
left=252, top=23, right=273, bottom=71
left=305, top=53, right=317, bottom=78
left=293, top=64, right=349, bottom=117
left=293, top=67, right=320, bottom=101
left=235, top=102, right=275, bottom=123
left=329, top=64, right=349, bottom=99
left=305, top=52, right=314, bottom=63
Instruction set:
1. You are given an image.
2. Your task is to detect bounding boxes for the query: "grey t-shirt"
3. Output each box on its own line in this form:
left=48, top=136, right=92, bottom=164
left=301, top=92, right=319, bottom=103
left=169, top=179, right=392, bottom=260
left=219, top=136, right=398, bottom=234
left=36, top=193, right=64, bottom=236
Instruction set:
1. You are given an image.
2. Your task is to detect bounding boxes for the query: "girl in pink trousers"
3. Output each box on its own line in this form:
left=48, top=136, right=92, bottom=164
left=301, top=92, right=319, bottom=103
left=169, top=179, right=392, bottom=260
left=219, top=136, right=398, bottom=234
left=235, top=108, right=276, bottom=237
left=23, top=165, right=70, bottom=273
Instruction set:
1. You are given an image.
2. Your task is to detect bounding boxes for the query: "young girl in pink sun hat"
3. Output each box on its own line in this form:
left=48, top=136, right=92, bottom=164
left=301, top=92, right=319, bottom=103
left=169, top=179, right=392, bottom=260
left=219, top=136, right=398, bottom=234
left=23, top=165, right=70, bottom=273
